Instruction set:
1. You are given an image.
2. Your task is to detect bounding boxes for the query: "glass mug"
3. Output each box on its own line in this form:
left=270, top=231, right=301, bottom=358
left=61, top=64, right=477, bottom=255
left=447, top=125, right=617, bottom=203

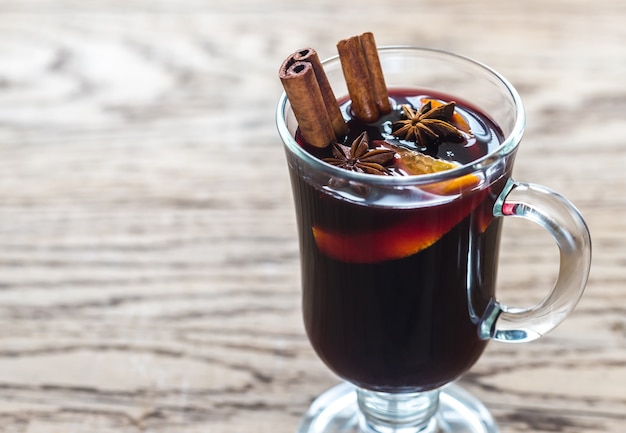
left=276, top=47, right=591, bottom=433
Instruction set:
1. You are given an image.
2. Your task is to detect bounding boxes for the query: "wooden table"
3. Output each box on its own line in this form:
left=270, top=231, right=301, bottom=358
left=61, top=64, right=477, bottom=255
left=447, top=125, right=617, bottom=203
left=0, top=1, right=623, bottom=432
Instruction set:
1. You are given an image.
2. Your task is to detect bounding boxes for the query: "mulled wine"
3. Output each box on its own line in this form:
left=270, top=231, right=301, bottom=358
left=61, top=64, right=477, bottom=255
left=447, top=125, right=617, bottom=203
left=280, top=39, right=591, bottom=433
left=290, top=89, right=509, bottom=392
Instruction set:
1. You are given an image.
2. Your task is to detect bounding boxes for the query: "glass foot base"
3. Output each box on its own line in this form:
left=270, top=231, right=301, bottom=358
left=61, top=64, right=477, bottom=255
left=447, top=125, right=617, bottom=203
left=296, top=382, right=499, bottom=433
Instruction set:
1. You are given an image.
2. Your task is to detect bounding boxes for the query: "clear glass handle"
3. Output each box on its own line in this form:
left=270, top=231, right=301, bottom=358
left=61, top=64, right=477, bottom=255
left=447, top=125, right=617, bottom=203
left=478, top=179, right=592, bottom=342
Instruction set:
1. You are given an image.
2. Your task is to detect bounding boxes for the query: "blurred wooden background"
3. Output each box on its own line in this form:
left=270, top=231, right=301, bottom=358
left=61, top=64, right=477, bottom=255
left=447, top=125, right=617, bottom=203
left=0, top=1, right=624, bottom=432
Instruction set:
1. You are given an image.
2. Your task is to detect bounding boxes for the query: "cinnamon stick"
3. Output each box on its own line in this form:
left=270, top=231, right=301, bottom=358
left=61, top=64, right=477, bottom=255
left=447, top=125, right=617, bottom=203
left=279, top=60, right=335, bottom=149
left=336, top=32, right=391, bottom=123
left=358, top=32, right=392, bottom=114
left=290, top=49, right=349, bottom=138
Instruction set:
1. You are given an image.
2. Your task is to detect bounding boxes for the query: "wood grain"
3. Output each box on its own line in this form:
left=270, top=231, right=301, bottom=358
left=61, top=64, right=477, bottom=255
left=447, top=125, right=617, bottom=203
left=0, top=1, right=624, bottom=432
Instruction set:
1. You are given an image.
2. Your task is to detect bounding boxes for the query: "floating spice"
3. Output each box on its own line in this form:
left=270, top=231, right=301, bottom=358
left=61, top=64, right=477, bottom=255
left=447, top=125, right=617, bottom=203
left=323, top=132, right=396, bottom=175
left=336, top=32, right=391, bottom=123
left=392, top=101, right=466, bottom=149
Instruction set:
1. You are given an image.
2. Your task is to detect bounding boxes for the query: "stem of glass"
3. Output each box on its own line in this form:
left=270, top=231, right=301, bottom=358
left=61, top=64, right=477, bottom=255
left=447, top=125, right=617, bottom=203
left=356, top=387, right=440, bottom=433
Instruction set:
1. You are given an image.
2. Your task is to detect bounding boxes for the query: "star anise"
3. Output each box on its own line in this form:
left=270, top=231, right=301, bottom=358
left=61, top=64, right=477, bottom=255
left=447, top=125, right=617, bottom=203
left=391, top=101, right=465, bottom=148
left=323, top=131, right=396, bottom=175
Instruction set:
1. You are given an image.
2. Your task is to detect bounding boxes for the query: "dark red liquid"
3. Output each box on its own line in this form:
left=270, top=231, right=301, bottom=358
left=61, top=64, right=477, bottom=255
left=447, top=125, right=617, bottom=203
left=289, top=90, right=511, bottom=392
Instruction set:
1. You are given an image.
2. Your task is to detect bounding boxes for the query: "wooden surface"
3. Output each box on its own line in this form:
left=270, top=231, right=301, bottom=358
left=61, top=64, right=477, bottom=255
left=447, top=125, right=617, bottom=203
left=0, top=1, right=624, bottom=432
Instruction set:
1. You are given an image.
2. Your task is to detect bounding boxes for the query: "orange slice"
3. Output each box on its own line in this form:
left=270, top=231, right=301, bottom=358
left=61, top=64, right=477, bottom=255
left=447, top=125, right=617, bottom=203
left=423, top=174, right=482, bottom=195
left=387, top=143, right=482, bottom=195
left=312, top=189, right=488, bottom=264
left=312, top=222, right=439, bottom=265
left=393, top=145, right=460, bottom=175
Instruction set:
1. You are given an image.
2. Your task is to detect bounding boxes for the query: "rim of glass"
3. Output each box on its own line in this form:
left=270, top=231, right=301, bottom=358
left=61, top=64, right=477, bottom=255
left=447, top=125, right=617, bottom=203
left=276, top=46, right=525, bottom=186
